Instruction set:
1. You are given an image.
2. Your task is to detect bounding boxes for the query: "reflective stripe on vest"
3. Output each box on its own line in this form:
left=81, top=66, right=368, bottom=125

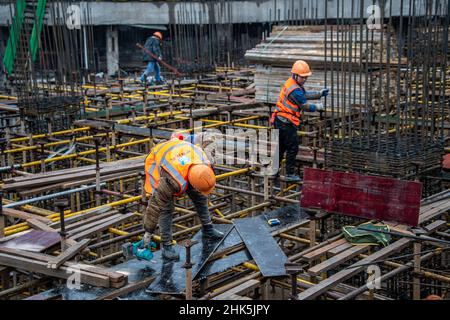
left=146, top=140, right=172, bottom=191
left=273, top=78, right=303, bottom=126
left=144, top=139, right=210, bottom=195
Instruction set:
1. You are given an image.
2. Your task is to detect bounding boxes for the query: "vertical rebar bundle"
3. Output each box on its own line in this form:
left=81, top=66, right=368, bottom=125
left=4, top=0, right=95, bottom=133
left=324, top=0, right=449, bottom=181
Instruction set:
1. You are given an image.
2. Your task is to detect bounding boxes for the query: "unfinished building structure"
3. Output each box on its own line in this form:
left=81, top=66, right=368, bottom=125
left=0, top=0, right=448, bottom=301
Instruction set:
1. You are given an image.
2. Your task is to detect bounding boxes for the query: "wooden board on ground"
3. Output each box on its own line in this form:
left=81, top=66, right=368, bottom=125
left=0, top=246, right=127, bottom=288
left=2, top=208, right=52, bottom=224
left=308, top=245, right=370, bottom=276
left=213, top=279, right=260, bottom=300
left=0, top=252, right=111, bottom=287
left=27, top=219, right=54, bottom=232
left=69, top=213, right=135, bottom=241
left=0, top=230, right=60, bottom=252
left=302, top=238, right=347, bottom=262
left=47, top=239, right=91, bottom=269
left=328, top=242, right=354, bottom=256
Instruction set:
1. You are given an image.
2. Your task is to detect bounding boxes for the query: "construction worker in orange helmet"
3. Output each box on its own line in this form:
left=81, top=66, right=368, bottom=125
left=271, top=60, right=329, bottom=182
left=140, top=31, right=164, bottom=85
left=141, top=136, right=223, bottom=261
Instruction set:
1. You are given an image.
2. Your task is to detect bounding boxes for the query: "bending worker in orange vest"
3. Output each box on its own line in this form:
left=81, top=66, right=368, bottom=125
left=271, top=60, right=329, bottom=182
left=141, top=135, right=224, bottom=260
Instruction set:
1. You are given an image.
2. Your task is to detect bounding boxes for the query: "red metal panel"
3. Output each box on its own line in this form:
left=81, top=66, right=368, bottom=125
left=300, top=168, right=422, bottom=226
left=443, top=154, right=450, bottom=170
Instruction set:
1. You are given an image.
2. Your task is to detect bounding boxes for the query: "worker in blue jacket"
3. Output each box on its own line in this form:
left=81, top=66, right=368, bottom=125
left=270, top=60, right=329, bottom=182
left=140, top=32, right=163, bottom=85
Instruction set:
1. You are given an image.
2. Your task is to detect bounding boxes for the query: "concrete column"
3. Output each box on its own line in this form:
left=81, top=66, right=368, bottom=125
left=106, top=26, right=119, bottom=76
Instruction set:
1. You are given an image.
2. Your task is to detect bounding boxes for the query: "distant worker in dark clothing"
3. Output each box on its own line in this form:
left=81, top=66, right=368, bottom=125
left=140, top=31, right=163, bottom=85
left=270, top=60, right=329, bottom=182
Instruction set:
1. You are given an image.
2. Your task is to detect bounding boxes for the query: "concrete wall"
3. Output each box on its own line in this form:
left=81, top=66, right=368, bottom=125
left=1, top=0, right=448, bottom=26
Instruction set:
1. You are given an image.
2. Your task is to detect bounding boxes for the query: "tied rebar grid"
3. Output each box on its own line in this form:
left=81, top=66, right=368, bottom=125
left=328, top=134, right=443, bottom=178
left=320, top=0, right=450, bottom=181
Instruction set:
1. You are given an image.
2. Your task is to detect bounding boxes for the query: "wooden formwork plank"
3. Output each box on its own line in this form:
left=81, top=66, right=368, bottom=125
left=47, top=239, right=91, bottom=269
left=0, top=246, right=124, bottom=283
left=302, top=239, right=348, bottom=262
left=49, top=206, right=112, bottom=228
left=308, top=245, right=370, bottom=276
left=213, top=279, right=260, bottom=300
left=298, top=238, right=411, bottom=300
left=328, top=242, right=354, bottom=256
left=419, top=200, right=450, bottom=224
left=64, top=210, right=118, bottom=232
left=67, top=213, right=122, bottom=236
left=2, top=208, right=52, bottom=224
left=69, top=213, right=135, bottom=241
left=0, top=253, right=111, bottom=288
left=27, top=219, right=54, bottom=232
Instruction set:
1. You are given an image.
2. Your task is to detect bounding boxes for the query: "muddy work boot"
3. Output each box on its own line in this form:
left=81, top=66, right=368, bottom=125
left=285, top=174, right=302, bottom=183
left=161, top=244, right=180, bottom=261
left=202, top=224, right=224, bottom=240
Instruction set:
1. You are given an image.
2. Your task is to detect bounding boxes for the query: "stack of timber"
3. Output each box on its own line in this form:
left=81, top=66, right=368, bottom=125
left=0, top=206, right=134, bottom=288
left=245, top=25, right=402, bottom=109
left=2, top=157, right=145, bottom=196
left=0, top=246, right=127, bottom=288
left=245, top=25, right=401, bottom=67
left=253, top=66, right=367, bottom=107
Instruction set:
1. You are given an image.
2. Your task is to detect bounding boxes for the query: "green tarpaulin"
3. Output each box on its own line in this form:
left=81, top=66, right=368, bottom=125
left=30, top=0, right=47, bottom=62
left=3, top=0, right=26, bottom=75
left=343, top=222, right=392, bottom=247
left=2, top=0, right=47, bottom=75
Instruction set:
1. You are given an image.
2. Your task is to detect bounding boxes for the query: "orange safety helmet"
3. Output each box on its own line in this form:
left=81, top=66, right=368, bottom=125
left=291, top=60, right=312, bottom=77
left=153, top=31, right=163, bottom=40
left=188, top=164, right=216, bottom=196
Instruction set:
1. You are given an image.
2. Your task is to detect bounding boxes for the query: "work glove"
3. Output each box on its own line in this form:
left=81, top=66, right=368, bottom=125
left=320, top=88, right=330, bottom=97
left=142, top=231, right=153, bottom=247
left=314, top=102, right=325, bottom=112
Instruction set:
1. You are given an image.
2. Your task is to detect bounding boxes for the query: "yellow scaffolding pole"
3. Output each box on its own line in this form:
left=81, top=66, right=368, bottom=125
left=5, top=133, right=110, bottom=154
left=10, top=127, right=91, bottom=143
left=4, top=168, right=252, bottom=235
left=20, top=139, right=148, bottom=168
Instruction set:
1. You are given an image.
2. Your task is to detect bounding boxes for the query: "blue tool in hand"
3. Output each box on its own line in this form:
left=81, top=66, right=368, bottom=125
left=122, top=240, right=156, bottom=261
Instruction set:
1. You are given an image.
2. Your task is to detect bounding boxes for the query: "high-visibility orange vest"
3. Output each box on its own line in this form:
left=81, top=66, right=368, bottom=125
left=144, top=139, right=210, bottom=196
left=272, top=77, right=304, bottom=126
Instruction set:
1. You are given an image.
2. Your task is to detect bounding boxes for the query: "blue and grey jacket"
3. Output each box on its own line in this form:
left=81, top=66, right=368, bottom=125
left=143, top=36, right=162, bottom=62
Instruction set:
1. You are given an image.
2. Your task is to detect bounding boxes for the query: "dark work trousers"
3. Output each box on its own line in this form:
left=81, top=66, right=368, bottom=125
left=274, top=116, right=299, bottom=175
left=158, top=184, right=212, bottom=245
